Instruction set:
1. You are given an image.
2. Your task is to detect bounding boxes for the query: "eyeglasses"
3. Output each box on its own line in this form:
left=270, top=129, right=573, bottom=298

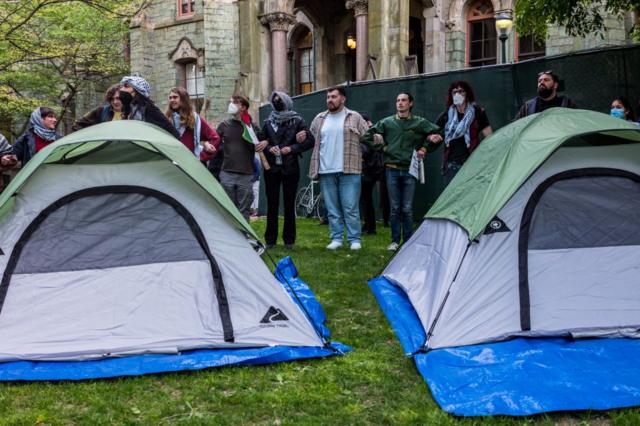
left=452, top=89, right=466, bottom=95
left=537, top=70, right=553, bottom=77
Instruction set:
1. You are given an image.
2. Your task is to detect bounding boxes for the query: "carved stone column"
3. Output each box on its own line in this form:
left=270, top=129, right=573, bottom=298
left=346, top=0, right=369, bottom=81
left=260, top=12, right=296, bottom=92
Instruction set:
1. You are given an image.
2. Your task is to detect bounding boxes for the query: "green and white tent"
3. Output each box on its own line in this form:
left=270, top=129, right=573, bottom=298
left=0, top=121, right=325, bottom=361
left=383, top=108, right=640, bottom=350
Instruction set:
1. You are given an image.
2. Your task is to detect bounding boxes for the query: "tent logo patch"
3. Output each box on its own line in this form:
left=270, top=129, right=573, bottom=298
left=260, top=306, right=289, bottom=324
left=484, top=216, right=510, bottom=235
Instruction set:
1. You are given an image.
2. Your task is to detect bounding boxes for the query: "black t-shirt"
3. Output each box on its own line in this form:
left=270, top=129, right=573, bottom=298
left=536, top=96, right=567, bottom=113
left=437, top=106, right=490, bottom=164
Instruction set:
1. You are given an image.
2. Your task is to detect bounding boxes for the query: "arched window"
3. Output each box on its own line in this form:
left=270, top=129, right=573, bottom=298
left=295, top=29, right=314, bottom=95
left=185, top=61, right=204, bottom=110
left=170, top=38, right=205, bottom=111
left=467, top=0, right=496, bottom=67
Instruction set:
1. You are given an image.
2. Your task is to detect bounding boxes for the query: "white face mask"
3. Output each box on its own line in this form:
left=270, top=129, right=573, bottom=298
left=227, top=102, right=239, bottom=115
left=453, top=93, right=465, bottom=106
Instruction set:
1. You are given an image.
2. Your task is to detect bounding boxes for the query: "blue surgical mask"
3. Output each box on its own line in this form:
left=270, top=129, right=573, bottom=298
left=610, top=108, right=626, bottom=120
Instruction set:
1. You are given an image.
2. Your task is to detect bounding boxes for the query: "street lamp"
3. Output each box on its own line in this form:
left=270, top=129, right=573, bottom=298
left=495, top=10, right=513, bottom=64
left=347, top=34, right=357, bottom=50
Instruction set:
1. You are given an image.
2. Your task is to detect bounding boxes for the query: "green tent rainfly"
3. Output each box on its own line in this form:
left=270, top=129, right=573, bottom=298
left=0, top=120, right=258, bottom=240
left=427, top=108, right=640, bottom=240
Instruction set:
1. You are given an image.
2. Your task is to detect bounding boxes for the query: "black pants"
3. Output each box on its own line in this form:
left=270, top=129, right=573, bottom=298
left=264, top=171, right=300, bottom=245
left=360, top=173, right=390, bottom=233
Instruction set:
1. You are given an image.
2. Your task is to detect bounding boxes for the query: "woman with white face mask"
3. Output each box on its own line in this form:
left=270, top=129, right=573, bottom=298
left=436, top=81, right=493, bottom=187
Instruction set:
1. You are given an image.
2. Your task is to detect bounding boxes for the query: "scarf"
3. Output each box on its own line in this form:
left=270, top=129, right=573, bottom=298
left=29, top=108, right=58, bottom=142
left=267, top=91, right=299, bottom=132
left=444, top=104, right=475, bottom=148
left=0, top=133, right=12, bottom=156
left=120, top=76, right=151, bottom=98
left=172, top=111, right=202, bottom=156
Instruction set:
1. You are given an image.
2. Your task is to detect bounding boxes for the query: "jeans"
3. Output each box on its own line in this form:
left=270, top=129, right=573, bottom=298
left=219, top=170, right=254, bottom=222
left=319, top=172, right=361, bottom=244
left=264, top=171, right=299, bottom=245
left=442, top=162, right=463, bottom=188
left=386, top=168, right=416, bottom=244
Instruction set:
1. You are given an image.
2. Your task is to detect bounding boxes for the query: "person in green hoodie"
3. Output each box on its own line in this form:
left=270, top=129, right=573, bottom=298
left=362, top=92, right=442, bottom=251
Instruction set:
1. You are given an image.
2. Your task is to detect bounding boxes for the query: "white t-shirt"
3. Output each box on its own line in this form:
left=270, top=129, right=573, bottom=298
left=319, top=109, right=346, bottom=174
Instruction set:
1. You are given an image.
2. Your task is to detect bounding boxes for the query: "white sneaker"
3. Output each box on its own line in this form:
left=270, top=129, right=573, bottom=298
left=387, top=242, right=400, bottom=252
left=326, top=240, right=343, bottom=250
left=350, top=242, right=362, bottom=251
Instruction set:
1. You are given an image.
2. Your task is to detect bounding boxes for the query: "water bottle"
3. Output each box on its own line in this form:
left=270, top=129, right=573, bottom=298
left=275, top=148, right=283, bottom=166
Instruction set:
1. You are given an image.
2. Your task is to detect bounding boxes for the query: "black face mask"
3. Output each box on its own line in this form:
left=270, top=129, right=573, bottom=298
left=119, top=91, right=133, bottom=106
left=537, top=85, right=554, bottom=99
left=273, top=97, right=285, bottom=112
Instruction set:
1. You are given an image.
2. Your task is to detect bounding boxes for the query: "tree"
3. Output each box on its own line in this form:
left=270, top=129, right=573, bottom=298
left=515, top=0, right=640, bottom=40
left=0, top=0, right=150, bottom=137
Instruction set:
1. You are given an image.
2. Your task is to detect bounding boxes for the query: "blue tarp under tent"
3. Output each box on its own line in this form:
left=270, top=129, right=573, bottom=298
left=0, top=122, right=347, bottom=380
left=370, top=110, right=640, bottom=416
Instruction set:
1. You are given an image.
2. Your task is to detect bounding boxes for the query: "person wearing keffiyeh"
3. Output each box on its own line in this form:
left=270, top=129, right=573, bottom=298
left=165, top=87, right=220, bottom=161
left=435, top=80, right=493, bottom=187
left=260, top=91, right=314, bottom=249
left=0, top=132, right=18, bottom=172
left=12, top=107, right=62, bottom=166
left=119, top=75, right=180, bottom=139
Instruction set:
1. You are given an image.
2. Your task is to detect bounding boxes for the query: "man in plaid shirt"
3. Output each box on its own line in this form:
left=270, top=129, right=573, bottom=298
left=308, top=87, right=369, bottom=251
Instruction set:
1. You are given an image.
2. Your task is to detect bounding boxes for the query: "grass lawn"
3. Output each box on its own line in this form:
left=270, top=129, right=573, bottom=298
left=0, top=218, right=638, bottom=425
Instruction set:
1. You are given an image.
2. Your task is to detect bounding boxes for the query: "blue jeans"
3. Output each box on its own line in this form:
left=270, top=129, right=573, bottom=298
left=319, top=173, right=361, bottom=244
left=442, top=162, right=463, bottom=188
left=386, top=168, right=416, bottom=244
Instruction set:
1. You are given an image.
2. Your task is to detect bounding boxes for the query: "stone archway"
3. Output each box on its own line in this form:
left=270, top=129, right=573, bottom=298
left=288, top=22, right=315, bottom=94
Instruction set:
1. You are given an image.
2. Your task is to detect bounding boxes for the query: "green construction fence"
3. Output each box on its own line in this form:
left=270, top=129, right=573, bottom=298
left=258, top=44, right=640, bottom=219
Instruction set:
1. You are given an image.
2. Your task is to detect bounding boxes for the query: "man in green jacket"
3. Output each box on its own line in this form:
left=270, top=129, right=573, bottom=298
left=362, top=92, right=442, bottom=251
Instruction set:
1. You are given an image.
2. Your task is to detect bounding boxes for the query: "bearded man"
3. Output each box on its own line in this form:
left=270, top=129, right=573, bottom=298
left=515, top=70, right=576, bottom=119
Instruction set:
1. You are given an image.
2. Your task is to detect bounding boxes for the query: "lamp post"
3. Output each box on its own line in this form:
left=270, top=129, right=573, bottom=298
left=495, top=10, right=513, bottom=64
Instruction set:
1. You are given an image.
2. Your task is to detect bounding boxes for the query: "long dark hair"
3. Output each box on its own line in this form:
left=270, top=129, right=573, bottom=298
left=612, top=96, right=636, bottom=121
left=165, top=87, right=196, bottom=129
left=445, top=81, right=476, bottom=108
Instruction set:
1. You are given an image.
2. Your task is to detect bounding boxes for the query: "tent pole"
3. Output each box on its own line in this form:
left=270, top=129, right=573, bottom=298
left=423, top=241, right=473, bottom=349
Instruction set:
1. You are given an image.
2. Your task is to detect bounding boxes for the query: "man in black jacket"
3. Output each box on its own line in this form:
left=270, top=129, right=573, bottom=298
left=515, top=70, right=576, bottom=120
left=261, top=91, right=314, bottom=249
left=119, top=76, right=180, bottom=139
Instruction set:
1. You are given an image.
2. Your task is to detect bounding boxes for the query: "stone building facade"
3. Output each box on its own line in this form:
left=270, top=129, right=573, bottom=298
left=129, top=0, right=637, bottom=124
